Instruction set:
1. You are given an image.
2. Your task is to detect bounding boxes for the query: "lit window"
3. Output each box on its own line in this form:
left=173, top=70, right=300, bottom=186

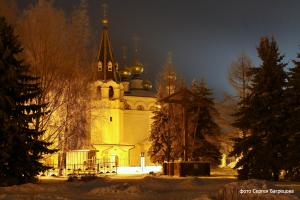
left=98, top=61, right=102, bottom=71
left=108, top=61, right=113, bottom=71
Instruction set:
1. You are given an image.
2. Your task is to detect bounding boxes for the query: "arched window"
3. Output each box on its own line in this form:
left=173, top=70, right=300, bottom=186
left=97, top=86, right=102, bottom=98
left=137, top=105, right=145, bottom=111
left=108, top=61, right=113, bottom=71
left=109, top=86, right=114, bottom=99
left=124, top=104, right=131, bottom=110
left=98, top=61, right=102, bottom=71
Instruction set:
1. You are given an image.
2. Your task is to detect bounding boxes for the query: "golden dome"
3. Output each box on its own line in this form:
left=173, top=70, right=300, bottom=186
left=119, top=68, right=131, bottom=79
left=143, top=80, right=153, bottom=90
left=131, top=64, right=144, bottom=75
left=102, top=18, right=108, bottom=25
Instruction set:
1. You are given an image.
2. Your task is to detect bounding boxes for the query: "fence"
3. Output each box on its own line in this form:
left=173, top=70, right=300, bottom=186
left=45, top=159, right=118, bottom=176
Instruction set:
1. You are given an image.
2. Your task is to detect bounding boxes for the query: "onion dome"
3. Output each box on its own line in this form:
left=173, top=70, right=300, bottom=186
left=119, top=67, right=131, bottom=81
left=102, top=18, right=108, bottom=25
left=131, top=63, right=144, bottom=79
left=142, top=80, right=153, bottom=90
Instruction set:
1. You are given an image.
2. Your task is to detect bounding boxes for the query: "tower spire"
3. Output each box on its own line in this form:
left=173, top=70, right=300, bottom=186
left=133, top=36, right=141, bottom=65
left=121, top=46, right=128, bottom=68
left=101, top=2, right=108, bottom=26
left=96, top=3, right=119, bottom=82
left=131, top=36, right=144, bottom=79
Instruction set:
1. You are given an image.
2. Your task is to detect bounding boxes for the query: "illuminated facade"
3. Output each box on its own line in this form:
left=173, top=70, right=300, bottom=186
left=43, top=8, right=157, bottom=175
left=87, top=12, right=156, bottom=168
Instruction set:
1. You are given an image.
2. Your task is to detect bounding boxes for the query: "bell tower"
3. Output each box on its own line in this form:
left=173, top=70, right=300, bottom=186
left=96, top=3, right=119, bottom=82
left=90, top=3, right=123, bottom=146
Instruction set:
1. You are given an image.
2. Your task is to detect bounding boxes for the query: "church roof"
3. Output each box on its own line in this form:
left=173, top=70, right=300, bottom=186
left=96, top=9, right=119, bottom=82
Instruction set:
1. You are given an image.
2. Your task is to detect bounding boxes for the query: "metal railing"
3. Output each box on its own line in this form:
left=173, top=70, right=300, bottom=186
left=44, top=158, right=122, bottom=176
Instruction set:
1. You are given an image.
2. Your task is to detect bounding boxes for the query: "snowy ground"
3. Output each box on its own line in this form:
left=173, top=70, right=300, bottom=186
left=0, top=168, right=299, bottom=200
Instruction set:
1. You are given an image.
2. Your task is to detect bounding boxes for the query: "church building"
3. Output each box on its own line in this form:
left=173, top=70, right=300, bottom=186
left=64, top=9, right=157, bottom=173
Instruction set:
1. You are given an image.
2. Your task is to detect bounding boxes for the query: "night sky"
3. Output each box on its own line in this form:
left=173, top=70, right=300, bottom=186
left=16, top=0, right=300, bottom=98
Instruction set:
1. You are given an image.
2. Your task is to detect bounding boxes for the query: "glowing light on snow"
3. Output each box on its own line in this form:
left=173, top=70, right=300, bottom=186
left=117, top=166, right=162, bottom=174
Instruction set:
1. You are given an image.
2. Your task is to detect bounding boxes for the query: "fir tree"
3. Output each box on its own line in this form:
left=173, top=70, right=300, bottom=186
left=284, top=52, right=300, bottom=180
left=230, top=37, right=287, bottom=181
left=0, top=17, right=55, bottom=186
left=148, top=53, right=182, bottom=163
left=190, top=80, right=222, bottom=166
left=148, top=105, right=171, bottom=163
left=148, top=103, right=184, bottom=163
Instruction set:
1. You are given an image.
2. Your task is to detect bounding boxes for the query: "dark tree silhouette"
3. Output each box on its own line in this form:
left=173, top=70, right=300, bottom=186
left=0, top=17, right=55, bottom=186
left=190, top=80, right=222, bottom=166
left=231, top=37, right=287, bottom=181
left=284, top=52, right=300, bottom=180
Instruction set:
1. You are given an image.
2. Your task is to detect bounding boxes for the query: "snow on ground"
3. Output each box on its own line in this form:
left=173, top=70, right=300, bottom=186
left=116, top=166, right=162, bottom=175
left=0, top=168, right=299, bottom=200
left=218, top=179, right=300, bottom=200
left=0, top=175, right=234, bottom=200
